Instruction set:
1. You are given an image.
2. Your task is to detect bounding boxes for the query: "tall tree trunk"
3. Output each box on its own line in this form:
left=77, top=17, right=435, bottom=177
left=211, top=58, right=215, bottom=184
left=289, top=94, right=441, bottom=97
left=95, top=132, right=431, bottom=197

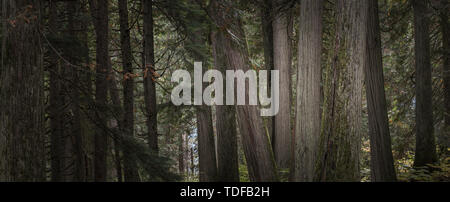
left=317, top=0, right=367, bottom=182
left=48, top=1, right=64, bottom=182
left=166, top=0, right=218, bottom=182
left=119, top=0, right=140, bottom=182
left=364, top=0, right=396, bottom=182
left=190, top=147, right=195, bottom=176
left=47, top=1, right=76, bottom=182
left=192, top=40, right=217, bottom=182
left=78, top=2, right=95, bottom=181
left=261, top=0, right=275, bottom=143
left=196, top=104, right=217, bottom=182
left=295, top=0, right=323, bottom=182
left=184, top=134, right=190, bottom=175
left=108, top=70, right=126, bottom=183
left=412, top=0, right=437, bottom=167
left=107, top=49, right=125, bottom=182
left=162, top=0, right=218, bottom=181
left=0, top=0, right=45, bottom=181
left=178, top=133, right=185, bottom=175
left=212, top=30, right=239, bottom=182
left=438, top=0, right=450, bottom=157
left=66, top=0, right=86, bottom=181
left=89, top=0, right=109, bottom=181
left=210, top=0, right=278, bottom=182
left=272, top=0, right=292, bottom=170
left=107, top=56, right=126, bottom=182
left=143, top=0, right=158, bottom=153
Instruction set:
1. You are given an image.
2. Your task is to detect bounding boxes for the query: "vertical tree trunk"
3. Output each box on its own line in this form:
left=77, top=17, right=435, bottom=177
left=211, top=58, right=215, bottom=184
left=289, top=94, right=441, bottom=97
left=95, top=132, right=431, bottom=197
left=272, top=0, right=292, bottom=170
left=317, top=0, right=367, bottom=182
left=192, top=43, right=217, bottom=182
left=364, top=0, right=397, bottom=182
left=210, top=0, right=278, bottom=182
left=295, top=0, right=323, bottom=182
left=178, top=133, right=185, bottom=175
left=412, top=0, right=437, bottom=167
left=107, top=51, right=124, bottom=182
left=89, top=0, right=109, bottom=181
left=119, top=0, right=140, bottom=182
left=438, top=0, right=450, bottom=157
left=47, top=1, right=77, bottom=182
left=108, top=71, right=126, bottom=182
left=66, top=0, right=86, bottom=181
left=165, top=0, right=217, bottom=182
left=0, top=0, right=45, bottom=181
left=212, top=30, right=239, bottom=182
left=261, top=0, right=275, bottom=143
left=79, top=1, right=95, bottom=181
left=48, top=1, right=64, bottom=182
left=185, top=134, right=190, bottom=175
left=143, top=0, right=158, bottom=153
left=196, top=105, right=217, bottom=182
left=190, top=147, right=195, bottom=176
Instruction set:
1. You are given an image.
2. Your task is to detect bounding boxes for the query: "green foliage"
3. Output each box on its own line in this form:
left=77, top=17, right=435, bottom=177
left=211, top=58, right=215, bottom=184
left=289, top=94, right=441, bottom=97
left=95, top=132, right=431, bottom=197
left=278, top=168, right=290, bottom=182
left=398, top=157, right=450, bottom=182
left=239, top=164, right=250, bottom=182
left=183, top=175, right=199, bottom=182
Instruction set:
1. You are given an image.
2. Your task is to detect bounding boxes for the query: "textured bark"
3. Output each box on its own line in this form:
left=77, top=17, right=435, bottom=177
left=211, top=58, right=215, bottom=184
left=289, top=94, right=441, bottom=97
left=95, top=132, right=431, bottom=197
left=178, top=133, right=185, bottom=175
left=165, top=0, right=218, bottom=182
left=272, top=0, right=292, bottom=170
left=66, top=0, right=86, bottom=181
left=364, top=0, right=396, bottom=182
left=119, top=0, right=140, bottom=182
left=46, top=1, right=80, bottom=181
left=195, top=72, right=217, bottom=182
left=212, top=30, right=239, bottom=182
left=112, top=137, right=123, bottom=182
left=412, top=0, right=437, bottom=167
left=317, top=0, right=366, bottom=182
left=193, top=45, right=217, bottom=182
left=438, top=0, right=450, bottom=156
left=180, top=5, right=218, bottom=182
left=143, top=0, right=158, bottom=153
left=0, top=0, right=45, bottom=181
left=261, top=0, right=275, bottom=143
left=190, top=147, right=195, bottom=175
left=79, top=2, right=95, bottom=182
left=108, top=71, right=127, bottom=183
left=48, top=1, right=64, bottom=182
left=106, top=52, right=126, bottom=182
left=107, top=45, right=125, bottom=182
left=196, top=105, right=217, bottom=182
left=210, top=0, right=278, bottom=182
left=89, top=0, right=109, bottom=181
left=295, top=0, right=323, bottom=182
left=184, top=134, right=190, bottom=175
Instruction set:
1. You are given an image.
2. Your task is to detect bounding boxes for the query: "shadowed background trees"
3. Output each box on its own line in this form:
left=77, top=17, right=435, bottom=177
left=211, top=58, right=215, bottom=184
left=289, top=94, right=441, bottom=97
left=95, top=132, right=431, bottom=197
left=0, top=0, right=448, bottom=182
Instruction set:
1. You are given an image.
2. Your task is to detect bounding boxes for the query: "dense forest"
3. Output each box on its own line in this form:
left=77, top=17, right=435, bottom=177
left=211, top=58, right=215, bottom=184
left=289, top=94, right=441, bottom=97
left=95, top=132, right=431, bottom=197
left=0, top=0, right=448, bottom=182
